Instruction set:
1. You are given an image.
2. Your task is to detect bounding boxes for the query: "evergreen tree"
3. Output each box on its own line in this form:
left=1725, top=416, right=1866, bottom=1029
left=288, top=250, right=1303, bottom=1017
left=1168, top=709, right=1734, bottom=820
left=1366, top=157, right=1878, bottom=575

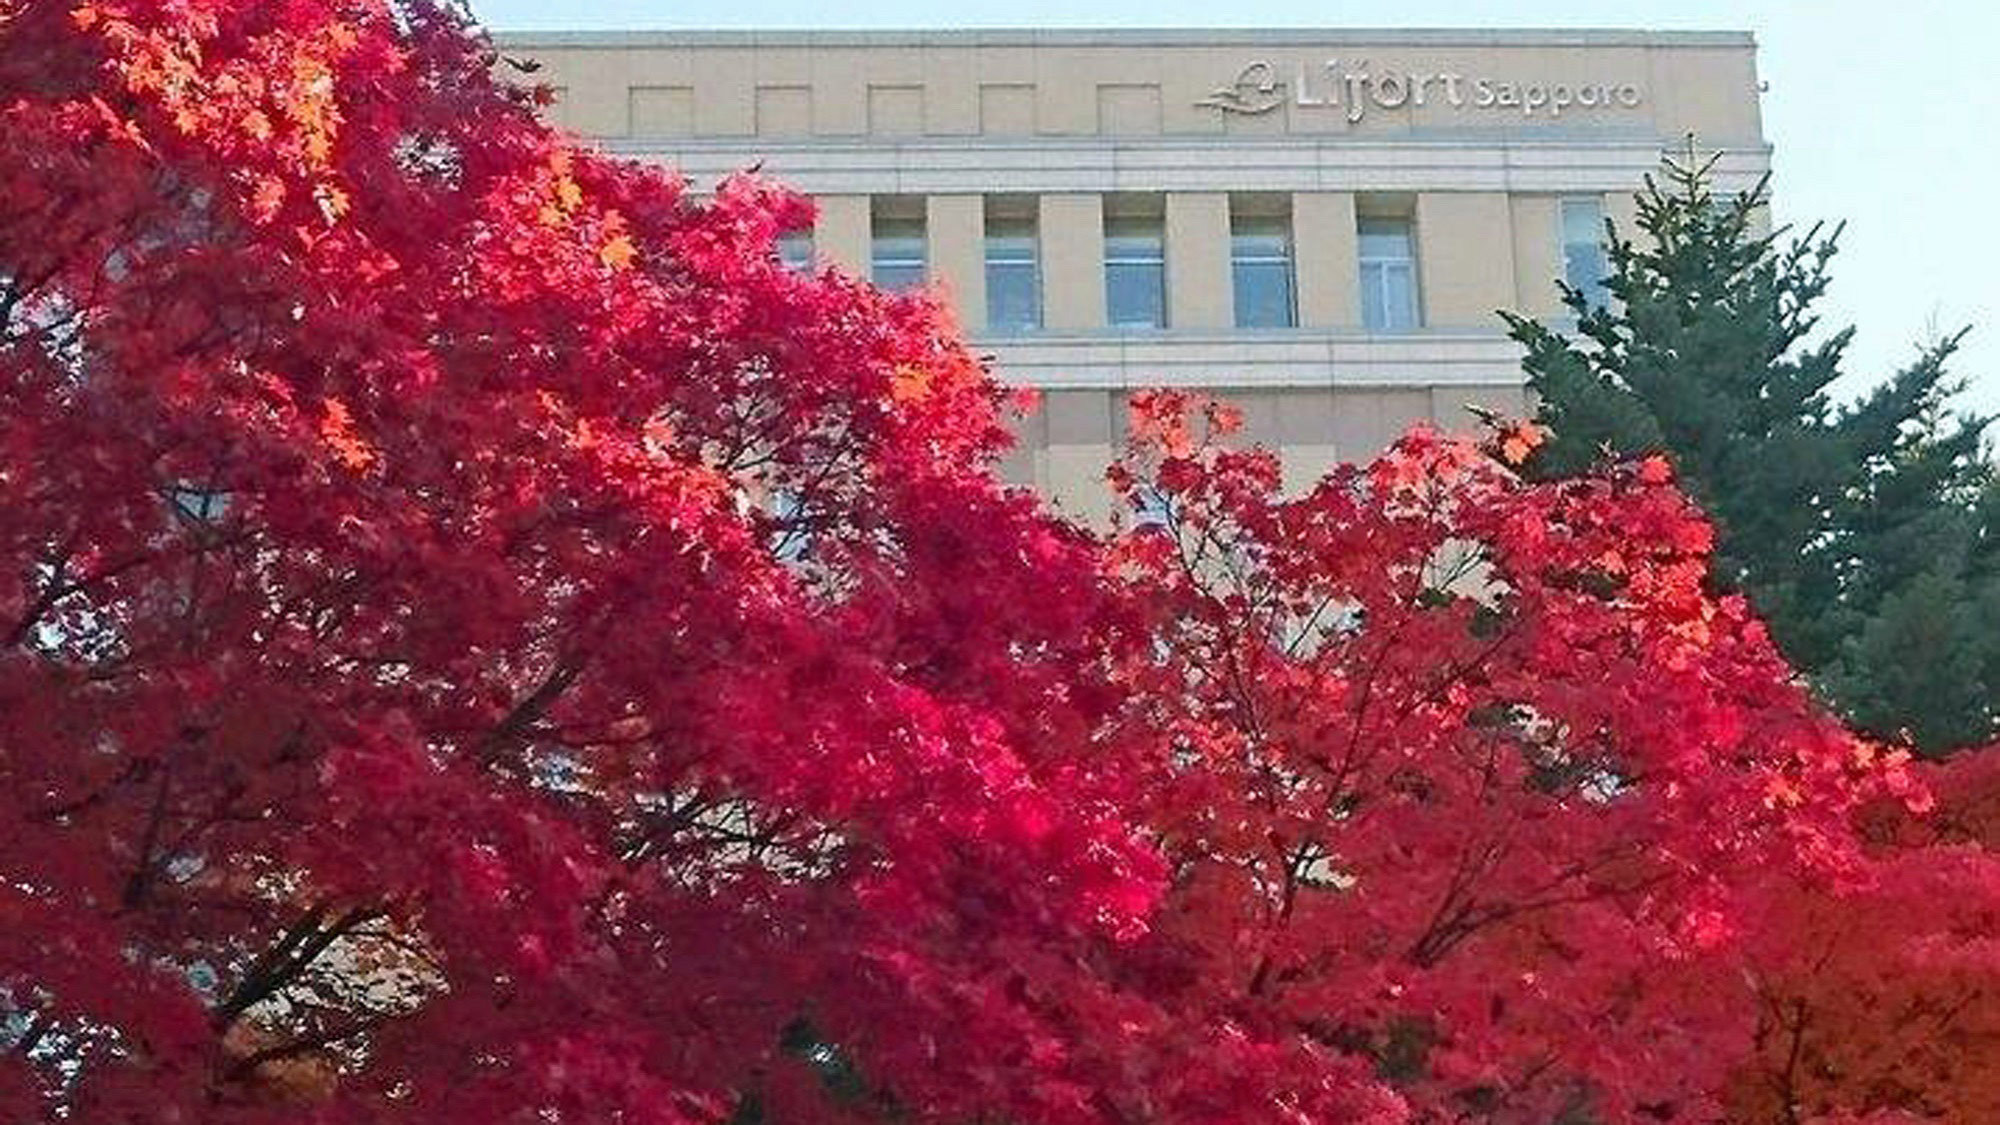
left=1504, top=149, right=1998, bottom=756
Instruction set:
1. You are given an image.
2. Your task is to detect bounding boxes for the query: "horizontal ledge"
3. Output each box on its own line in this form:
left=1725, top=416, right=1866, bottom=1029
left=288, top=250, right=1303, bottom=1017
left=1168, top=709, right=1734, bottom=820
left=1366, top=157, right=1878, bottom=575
left=973, top=328, right=1516, bottom=345
left=975, top=330, right=1529, bottom=389
left=600, top=137, right=1775, bottom=157
left=495, top=28, right=1756, bottom=50
left=639, top=143, right=1772, bottom=195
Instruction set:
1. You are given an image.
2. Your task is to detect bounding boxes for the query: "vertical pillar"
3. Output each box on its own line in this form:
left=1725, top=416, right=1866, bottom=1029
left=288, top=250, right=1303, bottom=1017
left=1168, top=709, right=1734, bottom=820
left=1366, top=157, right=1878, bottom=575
left=1507, top=195, right=1563, bottom=319
left=1040, top=193, right=1106, bottom=330
left=1277, top=388, right=1340, bottom=493
left=926, top=195, right=987, bottom=334
left=1043, top=390, right=1116, bottom=526
left=1165, top=192, right=1232, bottom=329
left=814, top=194, right=872, bottom=278
left=1294, top=191, right=1360, bottom=329
left=1415, top=192, right=1518, bottom=329
left=1606, top=184, right=1645, bottom=251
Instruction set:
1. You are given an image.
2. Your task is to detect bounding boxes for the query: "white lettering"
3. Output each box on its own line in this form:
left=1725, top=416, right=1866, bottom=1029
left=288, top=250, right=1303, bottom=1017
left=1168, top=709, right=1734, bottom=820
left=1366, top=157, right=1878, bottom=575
left=1372, top=72, right=1410, bottom=108
left=1293, top=61, right=1327, bottom=106
left=1197, top=58, right=1645, bottom=120
left=1344, top=62, right=1369, bottom=124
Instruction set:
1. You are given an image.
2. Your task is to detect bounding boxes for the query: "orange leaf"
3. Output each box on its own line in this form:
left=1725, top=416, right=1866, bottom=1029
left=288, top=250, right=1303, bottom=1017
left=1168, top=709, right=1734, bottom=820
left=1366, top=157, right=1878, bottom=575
left=318, top=400, right=375, bottom=471
left=599, top=235, right=636, bottom=270
left=315, top=183, right=349, bottom=223
left=1498, top=422, right=1546, bottom=466
left=248, top=177, right=286, bottom=223
left=889, top=365, right=932, bottom=403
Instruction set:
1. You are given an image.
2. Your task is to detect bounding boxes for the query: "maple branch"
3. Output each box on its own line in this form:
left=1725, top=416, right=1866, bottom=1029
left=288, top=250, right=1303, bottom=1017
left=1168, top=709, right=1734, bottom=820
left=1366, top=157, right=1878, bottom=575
left=214, top=903, right=385, bottom=1029
left=1245, top=837, right=1317, bottom=997
left=4, top=540, right=76, bottom=649
left=478, top=654, right=585, bottom=766
left=1772, top=996, right=1811, bottom=1125
left=118, top=760, right=175, bottom=910
left=6, top=540, right=190, bottom=653
left=34, top=756, right=152, bottom=823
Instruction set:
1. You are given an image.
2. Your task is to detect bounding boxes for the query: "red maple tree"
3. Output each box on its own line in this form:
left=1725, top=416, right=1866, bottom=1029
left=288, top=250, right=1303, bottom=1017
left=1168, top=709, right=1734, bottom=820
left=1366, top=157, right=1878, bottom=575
left=1091, top=397, right=1958, bottom=1124
left=1723, top=747, right=2000, bottom=1124
left=0, top=3, right=1986, bottom=1123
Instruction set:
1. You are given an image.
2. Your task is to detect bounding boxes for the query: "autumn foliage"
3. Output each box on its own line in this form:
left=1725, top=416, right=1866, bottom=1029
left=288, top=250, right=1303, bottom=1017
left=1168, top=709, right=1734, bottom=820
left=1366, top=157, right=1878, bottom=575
left=1, top=2, right=1995, bottom=1123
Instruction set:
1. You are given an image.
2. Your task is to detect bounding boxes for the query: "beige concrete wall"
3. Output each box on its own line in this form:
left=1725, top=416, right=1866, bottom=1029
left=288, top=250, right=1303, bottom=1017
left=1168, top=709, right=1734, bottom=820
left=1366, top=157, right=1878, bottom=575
left=507, top=31, right=1765, bottom=149
left=1294, top=191, right=1360, bottom=329
left=1003, top=383, right=1529, bottom=517
left=1433, top=384, right=1531, bottom=433
left=1332, top=387, right=1436, bottom=460
left=997, top=402, right=1045, bottom=488
left=1041, top=389, right=1117, bottom=524
left=1040, top=194, right=1107, bottom=330
left=1508, top=194, right=1564, bottom=319
left=925, top=195, right=986, bottom=333
left=1415, top=192, right=1517, bottom=328
left=1165, top=193, right=1232, bottom=330
left=812, top=194, right=871, bottom=275
left=755, top=86, right=812, bottom=135
left=1605, top=187, right=1646, bottom=253
left=630, top=86, right=693, bottom=136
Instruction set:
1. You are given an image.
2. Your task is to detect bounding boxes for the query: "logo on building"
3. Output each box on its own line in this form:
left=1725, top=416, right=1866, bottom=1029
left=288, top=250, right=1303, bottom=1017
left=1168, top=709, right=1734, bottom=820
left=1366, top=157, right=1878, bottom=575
left=1196, top=58, right=1645, bottom=124
left=1196, top=61, right=1284, bottom=115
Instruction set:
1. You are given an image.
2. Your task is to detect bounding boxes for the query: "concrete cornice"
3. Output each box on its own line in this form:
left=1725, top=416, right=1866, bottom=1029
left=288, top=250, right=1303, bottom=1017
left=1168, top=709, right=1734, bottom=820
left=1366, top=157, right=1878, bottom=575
left=977, top=331, right=1529, bottom=390
left=615, top=136, right=1773, bottom=197
left=491, top=28, right=1756, bottom=51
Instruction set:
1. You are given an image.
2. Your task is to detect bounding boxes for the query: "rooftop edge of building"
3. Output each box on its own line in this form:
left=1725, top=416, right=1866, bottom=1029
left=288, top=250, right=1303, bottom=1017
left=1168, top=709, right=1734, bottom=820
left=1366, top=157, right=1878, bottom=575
left=489, top=28, right=1756, bottom=51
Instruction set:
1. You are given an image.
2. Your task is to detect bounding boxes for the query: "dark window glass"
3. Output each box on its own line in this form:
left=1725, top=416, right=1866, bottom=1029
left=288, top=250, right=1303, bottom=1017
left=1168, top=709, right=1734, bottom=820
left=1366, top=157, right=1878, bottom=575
left=1561, top=198, right=1609, bottom=308
left=871, top=215, right=925, bottom=292
left=1105, top=215, right=1165, bottom=329
left=985, top=215, right=1041, bottom=333
left=1357, top=217, right=1419, bottom=332
left=1232, top=214, right=1296, bottom=328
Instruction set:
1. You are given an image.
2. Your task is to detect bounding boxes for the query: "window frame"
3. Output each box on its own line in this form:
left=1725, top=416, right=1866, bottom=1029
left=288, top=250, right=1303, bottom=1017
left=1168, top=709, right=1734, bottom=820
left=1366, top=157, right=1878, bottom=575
left=1230, top=208, right=1298, bottom=329
left=870, top=208, right=927, bottom=293
left=1103, top=210, right=1168, bottom=330
left=1356, top=215, right=1420, bottom=333
left=1558, top=196, right=1610, bottom=310
left=983, top=209, right=1043, bottom=335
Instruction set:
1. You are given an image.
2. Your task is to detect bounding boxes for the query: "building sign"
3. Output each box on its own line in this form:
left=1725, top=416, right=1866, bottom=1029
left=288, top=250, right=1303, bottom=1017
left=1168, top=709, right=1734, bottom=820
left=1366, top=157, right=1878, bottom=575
left=1197, top=60, right=1645, bottom=122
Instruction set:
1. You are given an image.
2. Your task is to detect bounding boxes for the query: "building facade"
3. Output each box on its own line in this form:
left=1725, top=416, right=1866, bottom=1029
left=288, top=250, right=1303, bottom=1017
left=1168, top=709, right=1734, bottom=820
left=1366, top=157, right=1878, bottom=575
left=498, top=29, right=1769, bottom=521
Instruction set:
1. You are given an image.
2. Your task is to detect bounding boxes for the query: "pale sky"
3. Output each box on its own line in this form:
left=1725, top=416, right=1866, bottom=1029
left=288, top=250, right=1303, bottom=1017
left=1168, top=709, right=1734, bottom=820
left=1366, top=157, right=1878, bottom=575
left=471, top=0, right=2000, bottom=417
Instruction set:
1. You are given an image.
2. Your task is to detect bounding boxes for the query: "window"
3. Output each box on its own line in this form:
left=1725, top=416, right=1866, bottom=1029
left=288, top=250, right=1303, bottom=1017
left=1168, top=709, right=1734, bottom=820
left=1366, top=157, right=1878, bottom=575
left=1104, top=211, right=1166, bottom=329
left=984, top=206, right=1041, bottom=334
left=1231, top=205, right=1296, bottom=328
left=776, top=230, right=814, bottom=272
left=1357, top=216, right=1419, bottom=332
left=1560, top=197, right=1608, bottom=308
left=871, top=205, right=926, bottom=292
